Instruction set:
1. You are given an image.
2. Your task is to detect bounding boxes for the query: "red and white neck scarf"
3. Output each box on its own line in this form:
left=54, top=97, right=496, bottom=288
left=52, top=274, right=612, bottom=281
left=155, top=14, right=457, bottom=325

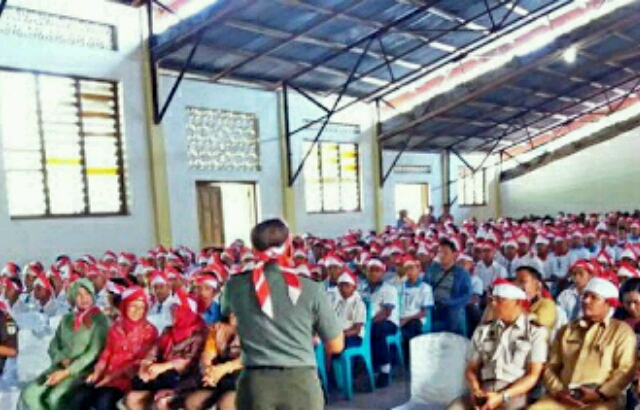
left=252, top=242, right=301, bottom=319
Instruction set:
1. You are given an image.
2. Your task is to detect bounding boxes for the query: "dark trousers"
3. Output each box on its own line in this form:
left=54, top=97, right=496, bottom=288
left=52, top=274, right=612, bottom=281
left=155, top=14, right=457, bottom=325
left=131, top=370, right=181, bottom=391
left=401, top=319, right=423, bottom=341
left=433, top=305, right=465, bottom=336
left=69, top=385, right=124, bottom=410
left=466, top=304, right=482, bottom=336
left=371, top=320, right=397, bottom=369
left=181, top=372, right=239, bottom=410
left=236, top=367, right=323, bottom=410
left=345, top=335, right=362, bottom=349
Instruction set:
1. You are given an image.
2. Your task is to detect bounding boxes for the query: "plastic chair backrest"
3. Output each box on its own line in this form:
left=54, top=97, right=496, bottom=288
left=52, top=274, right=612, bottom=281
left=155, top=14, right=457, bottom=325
left=409, top=333, right=469, bottom=404
left=362, top=298, right=373, bottom=346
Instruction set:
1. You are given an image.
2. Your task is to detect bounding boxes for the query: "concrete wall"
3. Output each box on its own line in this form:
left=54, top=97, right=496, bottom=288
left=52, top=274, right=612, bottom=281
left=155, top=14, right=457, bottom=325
left=0, top=0, right=155, bottom=263
left=159, top=78, right=282, bottom=249
left=501, top=127, right=640, bottom=217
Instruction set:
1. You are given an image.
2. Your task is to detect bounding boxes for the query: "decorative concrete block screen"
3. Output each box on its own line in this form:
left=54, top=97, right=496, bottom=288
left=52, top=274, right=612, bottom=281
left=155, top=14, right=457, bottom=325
left=186, top=107, right=260, bottom=172
left=0, top=6, right=117, bottom=51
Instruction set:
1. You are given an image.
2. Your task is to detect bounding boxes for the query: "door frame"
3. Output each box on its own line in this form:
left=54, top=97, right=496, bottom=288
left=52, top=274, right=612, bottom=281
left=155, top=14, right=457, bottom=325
left=195, top=180, right=260, bottom=246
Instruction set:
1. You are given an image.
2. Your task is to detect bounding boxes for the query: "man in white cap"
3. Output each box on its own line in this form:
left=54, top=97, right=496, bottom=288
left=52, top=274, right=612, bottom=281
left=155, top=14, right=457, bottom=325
left=446, top=279, right=548, bottom=410
left=568, top=231, right=591, bottom=266
left=496, top=240, right=519, bottom=279
left=331, top=271, right=366, bottom=349
left=530, top=277, right=636, bottom=410
left=475, top=242, right=508, bottom=293
left=362, top=258, right=399, bottom=388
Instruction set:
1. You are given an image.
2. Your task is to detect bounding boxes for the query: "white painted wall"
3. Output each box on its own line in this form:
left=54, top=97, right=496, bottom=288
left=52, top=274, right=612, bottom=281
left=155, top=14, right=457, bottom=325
left=449, top=152, right=500, bottom=222
left=0, top=0, right=155, bottom=263
left=159, top=78, right=283, bottom=250
left=287, top=94, right=377, bottom=237
left=381, top=151, right=441, bottom=226
left=501, top=127, right=640, bottom=217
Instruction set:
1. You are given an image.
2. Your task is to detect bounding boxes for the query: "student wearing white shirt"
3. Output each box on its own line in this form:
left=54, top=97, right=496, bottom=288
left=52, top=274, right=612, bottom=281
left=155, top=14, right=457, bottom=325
left=557, top=260, right=595, bottom=321
left=332, top=272, right=366, bottom=349
left=457, top=254, right=483, bottom=334
left=496, top=240, right=518, bottom=279
left=399, top=258, right=433, bottom=343
left=147, top=271, right=175, bottom=332
left=361, top=259, right=398, bottom=388
left=475, top=243, right=507, bottom=292
left=532, top=236, right=554, bottom=280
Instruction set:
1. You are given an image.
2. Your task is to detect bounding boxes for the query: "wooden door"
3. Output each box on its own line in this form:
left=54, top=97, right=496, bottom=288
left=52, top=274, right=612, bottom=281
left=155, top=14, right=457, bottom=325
left=197, top=183, right=225, bottom=248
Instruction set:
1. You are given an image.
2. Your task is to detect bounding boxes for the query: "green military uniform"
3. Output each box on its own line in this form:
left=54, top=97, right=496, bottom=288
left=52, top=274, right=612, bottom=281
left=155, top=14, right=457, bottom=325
left=21, top=279, right=109, bottom=410
left=222, top=264, right=342, bottom=410
left=447, top=314, right=548, bottom=410
left=530, top=317, right=636, bottom=410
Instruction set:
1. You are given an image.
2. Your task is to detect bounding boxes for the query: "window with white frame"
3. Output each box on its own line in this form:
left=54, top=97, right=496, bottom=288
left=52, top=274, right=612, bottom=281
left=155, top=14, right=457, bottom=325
left=458, top=166, right=487, bottom=206
left=0, top=69, right=127, bottom=218
left=304, top=141, right=361, bottom=213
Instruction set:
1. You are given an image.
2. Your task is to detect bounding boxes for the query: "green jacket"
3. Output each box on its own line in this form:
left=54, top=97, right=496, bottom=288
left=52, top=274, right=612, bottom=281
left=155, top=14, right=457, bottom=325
left=48, top=311, right=109, bottom=377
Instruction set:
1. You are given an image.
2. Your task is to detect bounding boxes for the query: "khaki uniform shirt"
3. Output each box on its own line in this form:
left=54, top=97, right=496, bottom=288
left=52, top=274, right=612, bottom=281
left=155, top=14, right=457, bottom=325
left=468, top=314, right=548, bottom=384
left=543, top=317, right=636, bottom=398
left=530, top=297, right=557, bottom=332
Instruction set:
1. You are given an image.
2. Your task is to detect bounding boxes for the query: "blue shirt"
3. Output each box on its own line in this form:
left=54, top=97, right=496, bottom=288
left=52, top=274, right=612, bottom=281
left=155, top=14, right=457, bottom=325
left=202, top=301, right=221, bottom=325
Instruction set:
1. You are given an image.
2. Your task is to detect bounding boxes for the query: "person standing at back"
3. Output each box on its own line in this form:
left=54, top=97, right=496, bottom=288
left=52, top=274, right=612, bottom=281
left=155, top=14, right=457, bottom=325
left=221, top=218, right=344, bottom=410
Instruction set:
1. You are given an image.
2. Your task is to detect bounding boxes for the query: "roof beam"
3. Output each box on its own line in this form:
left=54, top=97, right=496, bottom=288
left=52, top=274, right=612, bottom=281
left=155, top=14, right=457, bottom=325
left=289, top=0, right=462, bottom=60
left=474, top=72, right=640, bottom=152
left=191, top=41, right=386, bottom=86
left=500, top=109, right=640, bottom=182
left=206, top=0, right=370, bottom=83
left=151, top=0, right=253, bottom=57
left=378, top=1, right=640, bottom=143
left=281, top=1, right=442, bottom=86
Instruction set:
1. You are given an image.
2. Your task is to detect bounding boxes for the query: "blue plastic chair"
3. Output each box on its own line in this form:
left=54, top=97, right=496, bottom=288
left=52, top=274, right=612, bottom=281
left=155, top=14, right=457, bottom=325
left=314, top=341, right=328, bottom=392
left=332, top=303, right=375, bottom=400
left=422, top=306, right=434, bottom=334
left=385, top=292, right=405, bottom=374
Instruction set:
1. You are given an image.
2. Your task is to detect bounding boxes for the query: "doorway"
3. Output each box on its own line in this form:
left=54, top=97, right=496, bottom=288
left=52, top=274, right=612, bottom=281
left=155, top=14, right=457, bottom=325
left=196, top=182, right=258, bottom=248
left=395, top=183, right=430, bottom=223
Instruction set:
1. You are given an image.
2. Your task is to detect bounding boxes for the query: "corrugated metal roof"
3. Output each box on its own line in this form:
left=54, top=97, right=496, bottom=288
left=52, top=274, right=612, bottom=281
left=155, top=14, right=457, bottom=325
left=151, top=0, right=570, bottom=100
left=378, top=1, right=640, bottom=154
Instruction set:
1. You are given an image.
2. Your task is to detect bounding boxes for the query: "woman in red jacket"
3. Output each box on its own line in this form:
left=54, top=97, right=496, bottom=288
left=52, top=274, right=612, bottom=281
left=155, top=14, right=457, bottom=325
left=72, top=286, right=158, bottom=410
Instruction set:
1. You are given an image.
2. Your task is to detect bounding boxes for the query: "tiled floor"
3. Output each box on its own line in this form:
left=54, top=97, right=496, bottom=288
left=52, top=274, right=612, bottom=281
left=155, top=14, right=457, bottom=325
left=326, top=373, right=411, bottom=410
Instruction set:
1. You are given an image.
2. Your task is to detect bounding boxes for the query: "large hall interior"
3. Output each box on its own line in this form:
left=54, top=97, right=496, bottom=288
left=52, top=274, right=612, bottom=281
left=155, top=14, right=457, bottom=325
left=2, top=0, right=640, bottom=409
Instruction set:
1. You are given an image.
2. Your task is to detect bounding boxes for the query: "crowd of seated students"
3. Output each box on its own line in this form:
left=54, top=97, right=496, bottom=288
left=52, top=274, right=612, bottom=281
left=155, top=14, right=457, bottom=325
left=2, top=210, right=640, bottom=409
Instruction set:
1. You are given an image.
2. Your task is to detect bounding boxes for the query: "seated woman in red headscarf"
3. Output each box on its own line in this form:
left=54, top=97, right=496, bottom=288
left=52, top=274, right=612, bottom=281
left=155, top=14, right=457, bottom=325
left=71, top=286, right=158, bottom=410
left=125, top=289, right=207, bottom=410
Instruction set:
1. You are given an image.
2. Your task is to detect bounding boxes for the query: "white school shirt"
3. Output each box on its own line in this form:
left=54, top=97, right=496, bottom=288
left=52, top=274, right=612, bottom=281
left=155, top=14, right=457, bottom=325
left=557, top=286, right=582, bottom=321
left=568, top=247, right=590, bottom=266
left=476, top=261, right=507, bottom=291
left=148, top=296, right=176, bottom=333
left=496, top=254, right=518, bottom=279
left=332, top=292, right=366, bottom=338
left=363, top=282, right=399, bottom=326
left=400, top=282, right=434, bottom=323
left=470, top=276, right=484, bottom=297
left=549, top=253, right=570, bottom=280
left=326, top=285, right=340, bottom=307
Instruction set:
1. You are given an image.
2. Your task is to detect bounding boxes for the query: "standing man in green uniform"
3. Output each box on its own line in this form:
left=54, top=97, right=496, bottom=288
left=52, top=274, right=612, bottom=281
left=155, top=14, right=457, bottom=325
left=222, top=218, right=344, bottom=410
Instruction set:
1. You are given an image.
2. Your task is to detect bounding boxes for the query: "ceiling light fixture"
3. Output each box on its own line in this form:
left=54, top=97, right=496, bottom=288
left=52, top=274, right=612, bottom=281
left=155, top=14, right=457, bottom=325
left=563, top=46, right=578, bottom=63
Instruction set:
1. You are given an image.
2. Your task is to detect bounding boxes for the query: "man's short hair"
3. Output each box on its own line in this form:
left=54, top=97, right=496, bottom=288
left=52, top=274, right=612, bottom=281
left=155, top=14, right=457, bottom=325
left=515, top=265, right=543, bottom=283
left=251, top=218, right=290, bottom=251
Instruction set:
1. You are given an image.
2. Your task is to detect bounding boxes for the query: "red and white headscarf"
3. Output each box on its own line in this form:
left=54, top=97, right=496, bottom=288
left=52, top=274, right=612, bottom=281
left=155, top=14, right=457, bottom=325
left=252, top=238, right=301, bottom=320
left=492, top=279, right=527, bottom=300
left=584, top=277, right=620, bottom=307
